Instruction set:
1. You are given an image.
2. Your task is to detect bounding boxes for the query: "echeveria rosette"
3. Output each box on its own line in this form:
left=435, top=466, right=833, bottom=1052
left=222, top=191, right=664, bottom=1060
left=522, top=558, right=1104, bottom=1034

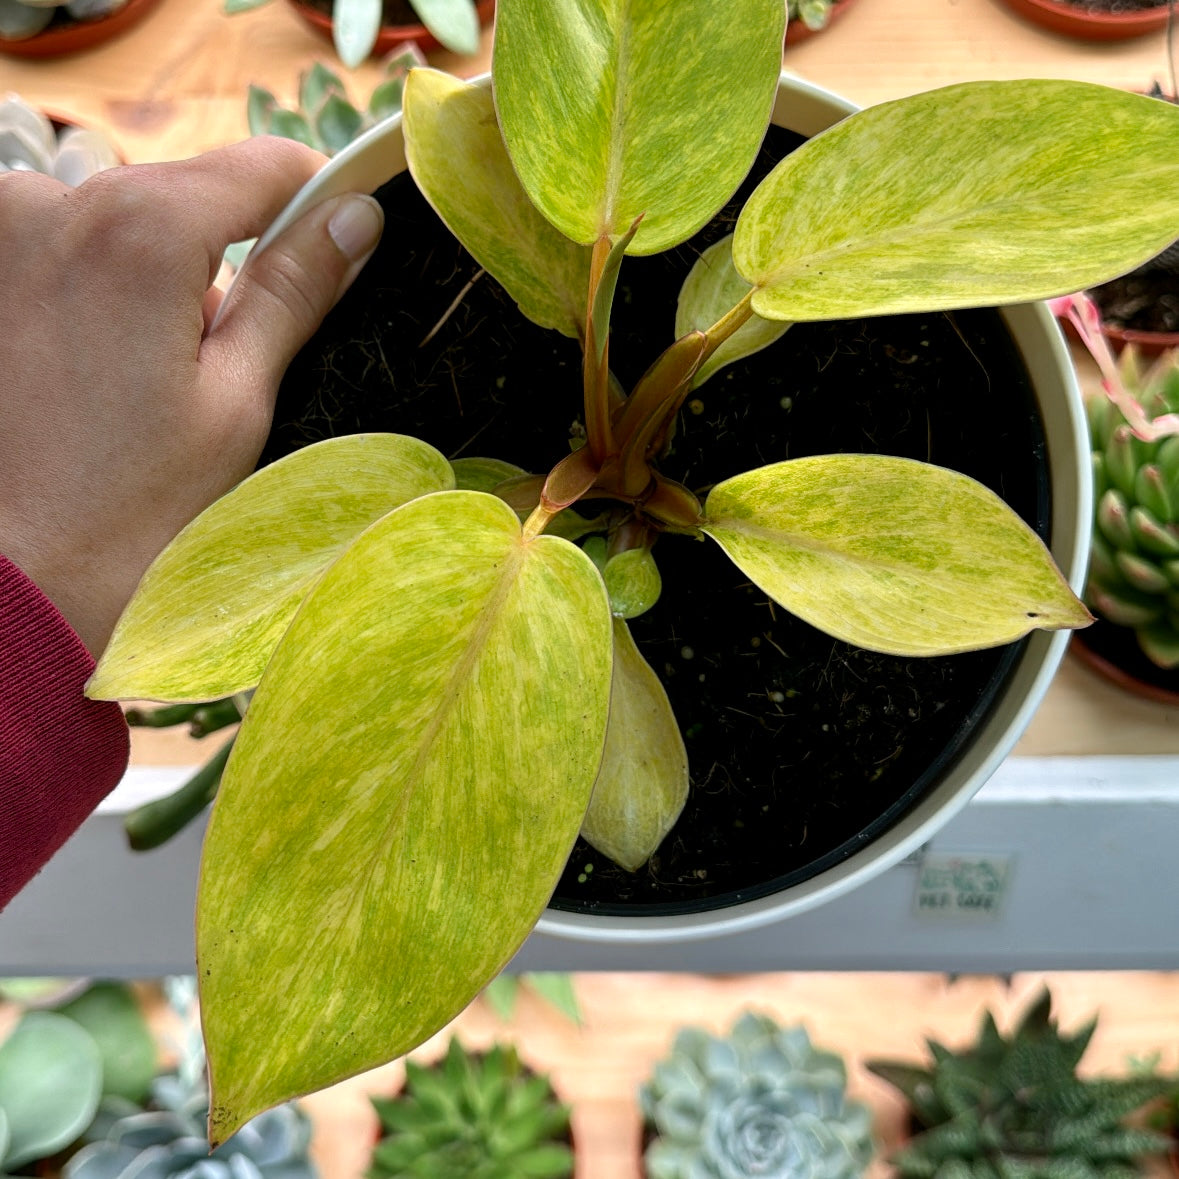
left=640, top=1013, right=873, bottom=1179
left=63, top=1074, right=315, bottom=1179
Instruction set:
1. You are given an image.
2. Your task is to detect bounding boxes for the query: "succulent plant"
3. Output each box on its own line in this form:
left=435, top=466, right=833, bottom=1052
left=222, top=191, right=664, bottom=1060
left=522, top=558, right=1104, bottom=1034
left=0, top=0, right=127, bottom=39
left=63, top=1071, right=316, bottom=1179
left=867, top=988, right=1174, bottom=1179
left=368, top=1038, right=573, bottom=1179
left=639, top=1012, right=874, bottom=1179
left=1056, top=292, right=1179, bottom=667
left=248, top=53, right=422, bottom=157
left=0, top=94, right=119, bottom=184
left=0, top=983, right=155, bottom=1176
left=224, top=0, right=480, bottom=68
left=788, top=0, right=836, bottom=31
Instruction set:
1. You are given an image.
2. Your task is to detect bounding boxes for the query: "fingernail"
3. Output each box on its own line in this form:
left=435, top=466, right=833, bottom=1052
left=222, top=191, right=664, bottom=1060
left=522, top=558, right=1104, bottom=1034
left=328, top=194, right=384, bottom=262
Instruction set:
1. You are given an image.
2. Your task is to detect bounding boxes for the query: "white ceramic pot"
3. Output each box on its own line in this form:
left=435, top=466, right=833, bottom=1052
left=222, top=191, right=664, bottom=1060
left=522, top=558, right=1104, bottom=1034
left=236, top=72, right=1090, bottom=946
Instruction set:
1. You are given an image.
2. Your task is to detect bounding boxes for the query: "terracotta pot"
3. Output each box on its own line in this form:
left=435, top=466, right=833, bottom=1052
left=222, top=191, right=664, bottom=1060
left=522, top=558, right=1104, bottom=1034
left=286, top=0, right=495, bottom=56
left=0, top=0, right=163, bottom=57
left=996, top=0, right=1171, bottom=40
left=1100, top=320, right=1179, bottom=356
left=1069, top=623, right=1179, bottom=705
left=784, top=0, right=859, bottom=45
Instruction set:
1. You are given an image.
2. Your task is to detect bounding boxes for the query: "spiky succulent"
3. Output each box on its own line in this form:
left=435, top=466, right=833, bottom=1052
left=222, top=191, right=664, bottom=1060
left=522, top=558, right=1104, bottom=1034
left=867, top=989, right=1173, bottom=1179
left=0, top=94, right=119, bottom=184
left=640, top=1012, right=874, bottom=1179
left=1057, top=292, right=1179, bottom=667
left=63, top=1070, right=316, bottom=1179
left=368, top=1038, right=573, bottom=1179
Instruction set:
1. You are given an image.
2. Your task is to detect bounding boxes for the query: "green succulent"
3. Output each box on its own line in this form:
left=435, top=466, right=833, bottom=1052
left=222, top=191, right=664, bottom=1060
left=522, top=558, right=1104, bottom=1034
left=867, top=989, right=1174, bottom=1179
left=0, top=95, right=119, bottom=184
left=1056, top=292, right=1179, bottom=667
left=369, top=1039, right=573, bottom=1179
left=0, top=0, right=126, bottom=39
left=247, top=54, right=421, bottom=157
left=640, top=1012, right=874, bottom=1179
left=224, top=0, right=480, bottom=68
left=0, top=984, right=155, bottom=1178
left=63, top=1070, right=316, bottom=1179
left=788, top=0, right=836, bottom=31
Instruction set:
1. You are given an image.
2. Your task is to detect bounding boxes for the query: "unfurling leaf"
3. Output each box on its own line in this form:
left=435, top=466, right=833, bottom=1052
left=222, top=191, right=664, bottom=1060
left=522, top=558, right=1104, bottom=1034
left=198, top=491, right=612, bottom=1141
left=735, top=81, right=1179, bottom=321
left=702, top=455, right=1091, bottom=656
left=676, top=234, right=790, bottom=388
left=88, top=434, right=453, bottom=702
left=603, top=547, right=662, bottom=619
left=403, top=70, right=590, bottom=337
left=581, top=619, right=688, bottom=872
left=493, top=0, right=784, bottom=253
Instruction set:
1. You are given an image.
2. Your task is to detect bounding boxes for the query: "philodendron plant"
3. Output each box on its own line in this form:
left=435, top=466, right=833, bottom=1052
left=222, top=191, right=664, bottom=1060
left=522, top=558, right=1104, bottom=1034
left=89, top=0, right=1179, bottom=1142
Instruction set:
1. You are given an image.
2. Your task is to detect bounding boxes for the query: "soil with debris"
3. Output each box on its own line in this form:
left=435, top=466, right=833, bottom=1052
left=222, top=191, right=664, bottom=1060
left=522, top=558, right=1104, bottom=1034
left=266, top=124, right=1049, bottom=914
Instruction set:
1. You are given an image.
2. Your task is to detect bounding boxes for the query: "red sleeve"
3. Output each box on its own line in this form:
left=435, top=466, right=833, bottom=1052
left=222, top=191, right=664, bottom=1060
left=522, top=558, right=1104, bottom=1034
left=0, top=555, right=130, bottom=911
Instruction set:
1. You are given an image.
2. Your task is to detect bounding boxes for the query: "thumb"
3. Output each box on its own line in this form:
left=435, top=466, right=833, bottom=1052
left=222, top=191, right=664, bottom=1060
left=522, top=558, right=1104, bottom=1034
left=207, top=192, right=384, bottom=387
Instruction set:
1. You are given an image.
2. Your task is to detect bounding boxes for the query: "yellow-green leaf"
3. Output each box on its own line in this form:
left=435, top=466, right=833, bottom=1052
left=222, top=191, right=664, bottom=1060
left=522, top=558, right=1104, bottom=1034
left=88, top=435, right=453, bottom=702
left=581, top=618, right=688, bottom=871
left=702, top=455, right=1091, bottom=656
left=603, top=547, right=662, bottom=618
left=735, top=80, right=1179, bottom=321
left=197, top=490, right=613, bottom=1140
left=493, top=0, right=784, bottom=254
left=675, top=234, right=790, bottom=388
left=403, top=69, right=590, bottom=337
left=451, top=456, right=528, bottom=492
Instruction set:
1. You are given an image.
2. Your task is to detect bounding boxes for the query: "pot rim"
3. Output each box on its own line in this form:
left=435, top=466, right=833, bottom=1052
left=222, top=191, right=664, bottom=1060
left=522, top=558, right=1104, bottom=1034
left=996, top=0, right=1172, bottom=39
left=239, top=72, right=1090, bottom=945
left=0, top=0, right=162, bottom=58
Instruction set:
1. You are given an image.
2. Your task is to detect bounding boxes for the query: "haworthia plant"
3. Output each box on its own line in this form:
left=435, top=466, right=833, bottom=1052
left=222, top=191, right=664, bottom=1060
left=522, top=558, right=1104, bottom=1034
left=90, top=0, right=1179, bottom=1140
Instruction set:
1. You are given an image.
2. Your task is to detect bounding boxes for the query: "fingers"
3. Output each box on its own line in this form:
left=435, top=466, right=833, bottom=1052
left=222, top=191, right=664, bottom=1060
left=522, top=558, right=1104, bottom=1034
left=202, top=191, right=384, bottom=394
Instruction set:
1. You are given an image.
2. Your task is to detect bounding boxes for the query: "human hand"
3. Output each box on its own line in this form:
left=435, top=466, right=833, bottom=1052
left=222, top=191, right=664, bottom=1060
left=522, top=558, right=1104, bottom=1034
left=0, top=136, right=384, bottom=657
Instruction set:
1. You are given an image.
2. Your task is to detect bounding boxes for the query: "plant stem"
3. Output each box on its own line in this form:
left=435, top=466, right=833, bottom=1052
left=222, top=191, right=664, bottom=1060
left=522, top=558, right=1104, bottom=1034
left=583, top=235, right=615, bottom=462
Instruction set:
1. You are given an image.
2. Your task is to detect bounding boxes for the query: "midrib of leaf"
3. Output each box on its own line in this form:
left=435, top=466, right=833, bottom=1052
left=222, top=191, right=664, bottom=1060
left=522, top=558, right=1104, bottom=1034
left=601, top=3, right=632, bottom=239
left=708, top=517, right=924, bottom=572
left=374, top=543, right=527, bottom=861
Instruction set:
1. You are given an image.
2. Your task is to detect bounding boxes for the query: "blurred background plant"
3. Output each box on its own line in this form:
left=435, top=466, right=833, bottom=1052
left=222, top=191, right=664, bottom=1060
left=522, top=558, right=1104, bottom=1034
left=0, top=94, right=119, bottom=183
left=0, top=0, right=126, bottom=40
left=639, top=1011, right=874, bottom=1179
left=223, top=0, right=477, bottom=67
left=369, top=1037, right=574, bottom=1179
left=867, top=987, right=1174, bottom=1179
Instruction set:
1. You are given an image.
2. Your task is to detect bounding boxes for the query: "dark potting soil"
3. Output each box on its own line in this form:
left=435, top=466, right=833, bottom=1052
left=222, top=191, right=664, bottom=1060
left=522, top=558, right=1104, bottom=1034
left=265, top=124, right=1048, bottom=914
left=1091, top=268, right=1179, bottom=335
left=304, top=0, right=420, bottom=22
left=1056, top=0, right=1171, bottom=12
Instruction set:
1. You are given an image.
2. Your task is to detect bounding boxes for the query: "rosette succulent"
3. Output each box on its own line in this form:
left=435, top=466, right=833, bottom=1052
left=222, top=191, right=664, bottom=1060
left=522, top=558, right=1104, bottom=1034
left=1057, top=292, right=1179, bottom=667
left=369, top=1038, right=573, bottom=1179
left=0, top=94, right=119, bottom=184
left=64, top=1067, right=316, bottom=1179
left=867, top=988, right=1173, bottom=1179
left=640, top=1012, right=874, bottom=1179
left=0, top=0, right=127, bottom=40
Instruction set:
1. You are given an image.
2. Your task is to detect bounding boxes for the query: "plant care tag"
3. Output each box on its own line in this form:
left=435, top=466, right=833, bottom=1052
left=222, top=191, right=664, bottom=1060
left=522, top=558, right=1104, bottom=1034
left=913, top=852, right=1013, bottom=919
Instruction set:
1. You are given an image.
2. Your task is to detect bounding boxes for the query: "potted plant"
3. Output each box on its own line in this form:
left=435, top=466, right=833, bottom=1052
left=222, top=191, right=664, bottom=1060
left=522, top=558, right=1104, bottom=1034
left=0, top=95, right=120, bottom=183
left=0, top=982, right=155, bottom=1176
left=866, top=988, right=1175, bottom=1178
left=639, top=1012, right=873, bottom=1178
left=0, top=0, right=161, bottom=56
left=784, top=0, right=857, bottom=44
left=88, top=0, right=1179, bottom=1140
left=994, top=0, right=1173, bottom=40
left=223, top=0, right=490, bottom=68
left=369, top=1037, right=574, bottom=1178
left=1054, top=292, right=1179, bottom=702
